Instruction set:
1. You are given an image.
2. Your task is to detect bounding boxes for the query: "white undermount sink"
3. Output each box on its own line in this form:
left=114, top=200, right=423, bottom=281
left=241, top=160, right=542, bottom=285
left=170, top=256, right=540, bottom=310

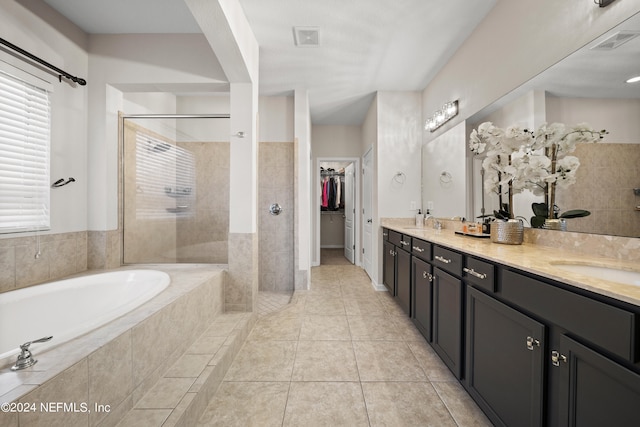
left=551, top=263, right=640, bottom=287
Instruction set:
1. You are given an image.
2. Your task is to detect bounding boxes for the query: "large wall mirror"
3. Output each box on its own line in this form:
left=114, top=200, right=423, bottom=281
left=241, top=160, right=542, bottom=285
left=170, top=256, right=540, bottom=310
left=426, top=12, right=639, bottom=239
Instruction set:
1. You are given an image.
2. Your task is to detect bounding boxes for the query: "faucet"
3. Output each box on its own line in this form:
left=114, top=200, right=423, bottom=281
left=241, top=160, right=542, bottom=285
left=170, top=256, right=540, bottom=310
left=11, top=336, right=53, bottom=371
left=424, top=215, right=441, bottom=230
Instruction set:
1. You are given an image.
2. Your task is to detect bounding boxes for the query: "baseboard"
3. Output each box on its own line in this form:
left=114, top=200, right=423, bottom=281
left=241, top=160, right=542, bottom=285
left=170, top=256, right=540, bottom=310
left=371, top=281, right=387, bottom=292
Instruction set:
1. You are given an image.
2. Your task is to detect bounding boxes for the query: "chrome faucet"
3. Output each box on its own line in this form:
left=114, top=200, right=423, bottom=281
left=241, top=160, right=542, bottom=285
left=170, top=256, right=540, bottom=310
left=11, top=336, right=53, bottom=371
left=424, top=215, right=441, bottom=230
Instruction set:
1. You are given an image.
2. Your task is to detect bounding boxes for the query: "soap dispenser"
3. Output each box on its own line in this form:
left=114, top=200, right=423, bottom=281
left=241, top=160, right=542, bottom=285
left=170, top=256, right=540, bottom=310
left=415, top=209, right=423, bottom=228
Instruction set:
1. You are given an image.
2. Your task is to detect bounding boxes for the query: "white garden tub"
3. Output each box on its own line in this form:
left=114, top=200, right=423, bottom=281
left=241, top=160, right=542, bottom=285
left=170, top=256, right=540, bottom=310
left=0, top=270, right=170, bottom=366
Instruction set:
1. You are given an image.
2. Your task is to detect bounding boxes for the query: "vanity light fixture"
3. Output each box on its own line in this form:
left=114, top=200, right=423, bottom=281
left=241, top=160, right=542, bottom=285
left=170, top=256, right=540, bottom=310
left=425, top=100, right=458, bottom=132
left=626, top=75, right=640, bottom=83
left=594, top=0, right=615, bottom=7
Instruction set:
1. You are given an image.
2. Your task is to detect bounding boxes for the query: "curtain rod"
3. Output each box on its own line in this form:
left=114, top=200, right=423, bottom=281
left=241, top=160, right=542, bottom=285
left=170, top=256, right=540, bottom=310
left=0, top=37, right=87, bottom=86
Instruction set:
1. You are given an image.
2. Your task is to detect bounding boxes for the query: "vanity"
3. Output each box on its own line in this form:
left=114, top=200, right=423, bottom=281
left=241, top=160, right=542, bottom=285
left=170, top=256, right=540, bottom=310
left=382, top=225, right=640, bottom=427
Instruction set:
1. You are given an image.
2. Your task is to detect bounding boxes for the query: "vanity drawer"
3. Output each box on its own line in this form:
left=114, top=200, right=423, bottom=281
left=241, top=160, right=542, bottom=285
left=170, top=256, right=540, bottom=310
left=464, top=256, right=496, bottom=292
left=382, top=228, right=390, bottom=241
left=388, top=230, right=402, bottom=246
left=411, top=238, right=432, bottom=261
left=433, top=246, right=463, bottom=277
left=501, top=269, right=637, bottom=362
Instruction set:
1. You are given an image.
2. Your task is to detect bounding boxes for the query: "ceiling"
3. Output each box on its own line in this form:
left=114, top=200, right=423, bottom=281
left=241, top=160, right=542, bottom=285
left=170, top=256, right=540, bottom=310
left=41, top=0, right=497, bottom=125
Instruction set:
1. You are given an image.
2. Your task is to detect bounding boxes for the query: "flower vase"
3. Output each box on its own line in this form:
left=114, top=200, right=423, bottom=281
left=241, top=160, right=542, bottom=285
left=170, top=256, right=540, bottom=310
left=543, top=218, right=567, bottom=231
left=490, top=219, right=524, bottom=245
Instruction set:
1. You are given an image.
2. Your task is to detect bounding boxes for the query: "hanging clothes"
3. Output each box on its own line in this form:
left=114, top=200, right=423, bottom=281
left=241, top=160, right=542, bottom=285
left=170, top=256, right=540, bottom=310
left=321, top=177, right=329, bottom=210
left=334, top=176, right=341, bottom=210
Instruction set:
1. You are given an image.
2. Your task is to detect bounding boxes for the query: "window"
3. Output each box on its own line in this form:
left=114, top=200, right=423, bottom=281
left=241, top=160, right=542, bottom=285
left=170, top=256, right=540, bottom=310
left=0, top=69, right=51, bottom=233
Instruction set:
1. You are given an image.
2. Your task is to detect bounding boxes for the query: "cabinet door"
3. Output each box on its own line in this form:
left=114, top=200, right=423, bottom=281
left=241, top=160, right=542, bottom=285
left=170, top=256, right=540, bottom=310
left=466, top=287, right=545, bottom=427
left=395, top=247, right=411, bottom=316
left=383, top=240, right=396, bottom=295
left=557, top=335, right=640, bottom=427
left=432, top=267, right=464, bottom=379
left=412, top=257, right=432, bottom=341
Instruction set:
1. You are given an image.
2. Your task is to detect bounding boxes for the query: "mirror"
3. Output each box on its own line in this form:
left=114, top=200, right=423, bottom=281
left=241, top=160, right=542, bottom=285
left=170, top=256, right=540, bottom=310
left=460, top=12, right=640, bottom=238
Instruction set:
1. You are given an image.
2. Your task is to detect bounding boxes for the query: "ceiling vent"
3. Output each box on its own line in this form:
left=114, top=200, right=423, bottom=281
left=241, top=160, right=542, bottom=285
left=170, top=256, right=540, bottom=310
left=590, top=30, right=640, bottom=50
left=293, top=26, right=320, bottom=47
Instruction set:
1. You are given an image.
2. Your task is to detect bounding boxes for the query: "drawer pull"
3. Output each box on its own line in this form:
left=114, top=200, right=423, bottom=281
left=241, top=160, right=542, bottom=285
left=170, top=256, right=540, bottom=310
left=435, top=255, right=451, bottom=264
left=551, top=350, right=567, bottom=367
left=400, top=240, right=410, bottom=246
left=422, top=271, right=433, bottom=281
left=412, top=246, right=424, bottom=253
left=526, top=336, right=540, bottom=351
left=463, top=267, right=487, bottom=280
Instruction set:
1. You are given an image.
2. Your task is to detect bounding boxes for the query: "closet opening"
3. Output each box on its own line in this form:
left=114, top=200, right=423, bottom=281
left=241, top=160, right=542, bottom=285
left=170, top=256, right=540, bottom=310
left=317, top=158, right=360, bottom=266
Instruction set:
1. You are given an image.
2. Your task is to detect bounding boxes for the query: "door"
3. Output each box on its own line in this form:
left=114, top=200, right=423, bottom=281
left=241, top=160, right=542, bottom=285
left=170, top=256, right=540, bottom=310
left=362, top=147, right=373, bottom=278
left=432, top=267, right=464, bottom=379
left=383, top=239, right=395, bottom=295
left=466, top=287, right=545, bottom=427
left=343, top=163, right=355, bottom=264
left=395, top=245, right=411, bottom=315
left=412, top=257, right=432, bottom=341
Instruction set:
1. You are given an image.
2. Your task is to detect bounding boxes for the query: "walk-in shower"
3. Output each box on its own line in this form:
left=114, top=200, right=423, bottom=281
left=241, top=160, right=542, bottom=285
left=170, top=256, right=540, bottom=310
left=122, top=115, right=230, bottom=264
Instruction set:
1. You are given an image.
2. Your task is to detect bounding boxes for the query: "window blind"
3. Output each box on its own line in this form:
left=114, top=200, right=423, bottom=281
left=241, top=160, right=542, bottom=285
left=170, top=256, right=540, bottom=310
left=0, top=70, right=50, bottom=232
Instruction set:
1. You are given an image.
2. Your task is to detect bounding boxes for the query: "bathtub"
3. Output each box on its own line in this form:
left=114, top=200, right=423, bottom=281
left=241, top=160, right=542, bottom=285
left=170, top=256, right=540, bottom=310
left=0, top=270, right=170, bottom=366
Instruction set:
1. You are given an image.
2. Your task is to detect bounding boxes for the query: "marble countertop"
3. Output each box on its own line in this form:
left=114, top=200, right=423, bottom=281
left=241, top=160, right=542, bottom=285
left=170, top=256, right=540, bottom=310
left=385, top=224, right=640, bottom=308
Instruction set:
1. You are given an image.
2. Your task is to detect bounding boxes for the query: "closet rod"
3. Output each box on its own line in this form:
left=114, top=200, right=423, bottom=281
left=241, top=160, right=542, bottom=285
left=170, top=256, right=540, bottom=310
left=0, top=37, right=87, bottom=86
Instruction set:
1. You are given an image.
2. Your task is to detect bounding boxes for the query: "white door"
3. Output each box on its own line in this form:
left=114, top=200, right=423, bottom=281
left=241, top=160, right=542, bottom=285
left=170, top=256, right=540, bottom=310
left=362, top=148, right=373, bottom=278
left=343, top=163, right=355, bottom=264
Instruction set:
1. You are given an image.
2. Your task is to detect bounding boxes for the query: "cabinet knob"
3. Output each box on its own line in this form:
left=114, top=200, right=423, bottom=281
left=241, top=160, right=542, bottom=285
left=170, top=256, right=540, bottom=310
left=423, top=271, right=433, bottom=281
left=551, top=350, right=567, bottom=366
left=389, top=249, right=395, bottom=256
left=526, top=336, right=540, bottom=351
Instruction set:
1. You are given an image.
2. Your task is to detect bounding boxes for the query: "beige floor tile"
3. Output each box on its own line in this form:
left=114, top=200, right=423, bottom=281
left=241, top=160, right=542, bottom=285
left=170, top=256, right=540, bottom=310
left=248, top=315, right=302, bottom=341
left=342, top=297, right=387, bottom=315
left=377, top=293, right=410, bottom=316
left=116, top=409, right=172, bottom=427
left=347, top=315, right=403, bottom=340
left=225, top=340, right=297, bottom=381
left=353, top=341, right=427, bottom=382
left=135, top=377, right=195, bottom=409
left=197, top=382, right=289, bottom=427
left=186, top=335, right=227, bottom=355
left=283, top=382, right=369, bottom=427
left=304, top=295, right=345, bottom=315
left=362, top=381, right=458, bottom=427
left=292, top=341, right=359, bottom=381
left=203, top=321, right=237, bottom=337
left=432, top=381, right=493, bottom=427
left=392, top=315, right=429, bottom=341
left=299, top=315, right=351, bottom=340
left=408, top=341, right=457, bottom=381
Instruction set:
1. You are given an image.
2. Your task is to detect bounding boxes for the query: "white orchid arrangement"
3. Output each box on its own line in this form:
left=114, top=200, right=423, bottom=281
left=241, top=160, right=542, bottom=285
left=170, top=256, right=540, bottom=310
left=470, top=121, right=607, bottom=223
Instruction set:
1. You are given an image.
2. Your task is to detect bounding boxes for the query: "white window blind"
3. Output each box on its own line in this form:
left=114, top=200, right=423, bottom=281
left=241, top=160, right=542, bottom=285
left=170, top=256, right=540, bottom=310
left=0, top=70, right=51, bottom=233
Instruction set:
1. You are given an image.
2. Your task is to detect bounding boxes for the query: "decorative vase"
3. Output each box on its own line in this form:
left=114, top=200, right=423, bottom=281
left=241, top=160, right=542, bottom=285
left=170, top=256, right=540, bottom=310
left=543, top=218, right=567, bottom=231
left=490, top=219, right=524, bottom=245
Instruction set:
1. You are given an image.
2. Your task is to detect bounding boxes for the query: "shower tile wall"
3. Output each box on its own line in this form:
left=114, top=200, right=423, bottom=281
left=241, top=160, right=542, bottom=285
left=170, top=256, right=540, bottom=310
left=259, top=142, right=294, bottom=292
left=556, top=143, right=640, bottom=237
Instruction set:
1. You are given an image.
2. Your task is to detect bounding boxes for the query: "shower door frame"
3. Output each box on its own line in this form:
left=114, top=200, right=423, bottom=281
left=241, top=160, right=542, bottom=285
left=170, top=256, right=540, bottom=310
left=119, top=114, right=230, bottom=265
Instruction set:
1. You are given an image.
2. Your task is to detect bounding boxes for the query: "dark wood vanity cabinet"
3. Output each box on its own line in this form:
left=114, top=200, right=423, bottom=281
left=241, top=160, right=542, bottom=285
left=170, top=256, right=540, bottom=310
left=381, top=228, right=640, bottom=426
left=466, top=286, right=545, bottom=427
left=412, top=256, right=433, bottom=341
left=382, top=228, right=411, bottom=314
left=382, top=239, right=396, bottom=295
left=432, top=245, right=465, bottom=379
left=394, top=244, right=411, bottom=315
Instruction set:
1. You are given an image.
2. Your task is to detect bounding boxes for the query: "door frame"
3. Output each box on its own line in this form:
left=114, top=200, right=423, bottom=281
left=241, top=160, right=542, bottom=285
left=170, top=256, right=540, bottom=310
left=315, top=157, right=361, bottom=266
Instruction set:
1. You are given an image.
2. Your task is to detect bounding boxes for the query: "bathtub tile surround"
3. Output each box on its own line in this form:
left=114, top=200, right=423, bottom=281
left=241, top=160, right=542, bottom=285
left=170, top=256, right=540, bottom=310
left=0, top=231, right=88, bottom=294
left=87, top=230, right=121, bottom=271
left=0, top=265, right=230, bottom=427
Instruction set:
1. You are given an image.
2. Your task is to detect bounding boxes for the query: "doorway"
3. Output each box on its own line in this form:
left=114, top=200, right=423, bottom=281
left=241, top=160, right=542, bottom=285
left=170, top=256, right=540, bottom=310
left=317, top=158, right=360, bottom=266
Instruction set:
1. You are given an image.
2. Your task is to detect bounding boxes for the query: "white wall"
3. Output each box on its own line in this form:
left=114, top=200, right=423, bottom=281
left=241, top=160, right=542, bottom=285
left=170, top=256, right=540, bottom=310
left=0, top=1, right=89, bottom=237
left=259, top=96, right=294, bottom=142
left=546, top=97, right=640, bottom=144
left=422, top=121, right=467, bottom=219
left=294, top=89, right=312, bottom=289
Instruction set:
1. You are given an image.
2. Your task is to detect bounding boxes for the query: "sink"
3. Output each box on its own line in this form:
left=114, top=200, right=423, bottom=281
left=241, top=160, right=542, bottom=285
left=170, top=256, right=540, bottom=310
left=551, top=263, right=640, bottom=287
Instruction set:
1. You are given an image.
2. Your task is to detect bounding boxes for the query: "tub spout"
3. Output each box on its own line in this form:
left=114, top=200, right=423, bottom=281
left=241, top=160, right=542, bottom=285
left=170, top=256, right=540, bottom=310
left=11, top=336, right=53, bottom=371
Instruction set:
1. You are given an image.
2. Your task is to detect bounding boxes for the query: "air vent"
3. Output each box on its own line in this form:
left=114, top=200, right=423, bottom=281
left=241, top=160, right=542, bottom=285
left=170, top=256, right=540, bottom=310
left=293, top=26, right=320, bottom=47
left=590, top=31, right=640, bottom=50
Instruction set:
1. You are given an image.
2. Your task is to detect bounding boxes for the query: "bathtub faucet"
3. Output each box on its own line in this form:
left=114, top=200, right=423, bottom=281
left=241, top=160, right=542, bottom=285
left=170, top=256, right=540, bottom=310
left=11, top=336, right=53, bottom=371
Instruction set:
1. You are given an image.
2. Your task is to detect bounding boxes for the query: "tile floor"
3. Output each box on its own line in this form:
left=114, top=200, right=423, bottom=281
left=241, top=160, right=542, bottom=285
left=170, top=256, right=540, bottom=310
left=196, top=264, right=492, bottom=426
